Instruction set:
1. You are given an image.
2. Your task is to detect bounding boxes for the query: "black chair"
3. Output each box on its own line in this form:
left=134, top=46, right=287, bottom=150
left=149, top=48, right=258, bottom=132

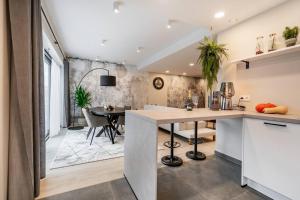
left=161, top=123, right=183, bottom=167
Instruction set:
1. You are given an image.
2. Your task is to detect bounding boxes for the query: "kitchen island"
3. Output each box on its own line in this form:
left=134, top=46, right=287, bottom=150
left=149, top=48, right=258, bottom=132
left=124, top=108, right=300, bottom=200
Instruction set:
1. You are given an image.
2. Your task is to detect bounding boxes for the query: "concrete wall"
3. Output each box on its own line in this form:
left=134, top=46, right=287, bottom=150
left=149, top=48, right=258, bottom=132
left=217, top=0, right=300, bottom=114
left=69, top=58, right=205, bottom=118
left=0, top=0, right=9, bottom=199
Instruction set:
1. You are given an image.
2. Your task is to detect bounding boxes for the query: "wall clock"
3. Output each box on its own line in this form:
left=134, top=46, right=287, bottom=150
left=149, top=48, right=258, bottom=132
left=153, top=77, right=164, bottom=90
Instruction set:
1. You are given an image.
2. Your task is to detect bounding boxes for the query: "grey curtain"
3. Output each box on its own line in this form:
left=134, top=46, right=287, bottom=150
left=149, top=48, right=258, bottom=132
left=8, top=0, right=44, bottom=199
left=63, top=59, right=70, bottom=127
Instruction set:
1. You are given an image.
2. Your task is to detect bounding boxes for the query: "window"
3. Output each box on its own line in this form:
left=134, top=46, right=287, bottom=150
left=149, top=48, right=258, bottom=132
left=44, top=50, right=51, bottom=140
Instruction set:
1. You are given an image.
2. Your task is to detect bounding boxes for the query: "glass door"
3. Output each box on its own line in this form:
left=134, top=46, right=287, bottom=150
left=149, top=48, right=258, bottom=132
left=44, top=51, right=51, bottom=141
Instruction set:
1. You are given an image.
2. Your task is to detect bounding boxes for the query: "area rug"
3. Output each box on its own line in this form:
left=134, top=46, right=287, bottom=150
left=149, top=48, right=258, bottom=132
left=51, top=127, right=167, bottom=169
left=50, top=127, right=126, bottom=169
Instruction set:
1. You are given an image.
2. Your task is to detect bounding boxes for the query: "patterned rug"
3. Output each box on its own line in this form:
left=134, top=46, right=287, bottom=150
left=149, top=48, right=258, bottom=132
left=51, top=127, right=126, bottom=169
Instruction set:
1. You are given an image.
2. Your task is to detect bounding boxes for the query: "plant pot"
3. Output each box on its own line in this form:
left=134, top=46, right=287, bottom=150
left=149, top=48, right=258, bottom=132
left=285, top=38, right=297, bottom=47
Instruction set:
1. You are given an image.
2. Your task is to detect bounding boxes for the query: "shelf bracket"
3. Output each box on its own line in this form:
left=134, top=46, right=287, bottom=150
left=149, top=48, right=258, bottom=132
left=242, top=60, right=250, bottom=69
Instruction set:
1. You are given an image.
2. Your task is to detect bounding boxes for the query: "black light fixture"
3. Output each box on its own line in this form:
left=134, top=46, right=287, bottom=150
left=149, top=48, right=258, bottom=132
left=68, top=67, right=116, bottom=130
left=100, top=75, right=116, bottom=86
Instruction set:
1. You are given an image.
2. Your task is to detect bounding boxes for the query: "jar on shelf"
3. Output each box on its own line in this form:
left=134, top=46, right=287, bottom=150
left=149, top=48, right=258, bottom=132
left=268, top=33, right=277, bottom=52
left=256, top=36, right=264, bottom=55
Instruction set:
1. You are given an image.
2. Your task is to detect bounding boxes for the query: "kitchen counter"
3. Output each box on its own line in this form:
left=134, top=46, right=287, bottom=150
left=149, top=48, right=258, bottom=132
left=126, top=108, right=300, bottom=125
left=124, top=108, right=300, bottom=200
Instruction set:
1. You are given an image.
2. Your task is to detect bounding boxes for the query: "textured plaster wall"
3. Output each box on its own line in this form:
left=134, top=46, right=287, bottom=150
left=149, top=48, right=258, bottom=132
left=69, top=58, right=205, bottom=118
left=167, top=77, right=205, bottom=108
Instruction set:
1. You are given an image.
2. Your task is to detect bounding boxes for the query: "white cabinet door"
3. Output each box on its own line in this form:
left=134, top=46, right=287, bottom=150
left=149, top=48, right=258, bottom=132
left=243, top=118, right=300, bottom=200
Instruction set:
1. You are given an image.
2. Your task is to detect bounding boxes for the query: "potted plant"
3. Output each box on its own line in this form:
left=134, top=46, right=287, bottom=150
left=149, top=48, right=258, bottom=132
left=283, top=26, right=299, bottom=47
left=197, top=37, right=228, bottom=108
left=75, top=86, right=92, bottom=124
left=75, top=86, right=92, bottom=109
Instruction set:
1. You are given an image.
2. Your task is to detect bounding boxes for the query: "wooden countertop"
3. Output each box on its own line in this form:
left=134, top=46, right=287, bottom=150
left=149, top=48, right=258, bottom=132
left=126, top=108, right=300, bottom=125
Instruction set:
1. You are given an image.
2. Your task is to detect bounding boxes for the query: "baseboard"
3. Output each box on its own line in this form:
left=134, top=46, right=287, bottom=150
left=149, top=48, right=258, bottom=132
left=214, top=150, right=241, bottom=166
left=245, top=178, right=292, bottom=200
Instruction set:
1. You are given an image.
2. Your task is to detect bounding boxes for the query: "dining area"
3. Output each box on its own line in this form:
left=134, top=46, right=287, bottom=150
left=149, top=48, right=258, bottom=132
left=83, top=106, right=131, bottom=145
left=48, top=105, right=131, bottom=170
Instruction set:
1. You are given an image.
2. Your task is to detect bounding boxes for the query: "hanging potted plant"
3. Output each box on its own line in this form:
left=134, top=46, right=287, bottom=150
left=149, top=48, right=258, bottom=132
left=197, top=37, right=228, bottom=108
left=283, top=26, right=299, bottom=47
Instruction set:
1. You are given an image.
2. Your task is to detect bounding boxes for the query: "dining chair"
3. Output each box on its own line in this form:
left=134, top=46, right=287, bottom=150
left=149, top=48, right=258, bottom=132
left=82, top=108, right=110, bottom=145
left=117, top=105, right=131, bottom=130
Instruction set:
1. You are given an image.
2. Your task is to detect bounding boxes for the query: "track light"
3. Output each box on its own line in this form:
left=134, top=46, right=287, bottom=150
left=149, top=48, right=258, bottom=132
left=101, top=40, right=107, bottom=46
left=113, top=1, right=120, bottom=13
left=166, top=20, right=174, bottom=29
left=136, top=47, right=144, bottom=53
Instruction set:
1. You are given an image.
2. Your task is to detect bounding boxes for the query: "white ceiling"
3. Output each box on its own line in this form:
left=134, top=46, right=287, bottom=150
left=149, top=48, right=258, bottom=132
left=42, top=0, right=288, bottom=77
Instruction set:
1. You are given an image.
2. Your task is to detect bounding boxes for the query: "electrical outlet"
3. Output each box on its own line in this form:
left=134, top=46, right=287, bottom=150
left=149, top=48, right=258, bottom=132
left=240, top=95, right=251, bottom=102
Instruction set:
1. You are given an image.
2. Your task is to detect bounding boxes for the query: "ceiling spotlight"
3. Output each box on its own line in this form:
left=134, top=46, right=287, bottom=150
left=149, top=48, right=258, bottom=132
left=165, top=70, right=170, bottom=73
left=136, top=47, right=144, bottom=53
left=189, top=62, right=195, bottom=66
left=166, top=20, right=172, bottom=29
left=113, top=1, right=120, bottom=14
left=182, top=72, right=187, bottom=76
left=100, top=40, right=107, bottom=46
left=214, top=11, right=225, bottom=19
left=166, top=19, right=176, bottom=29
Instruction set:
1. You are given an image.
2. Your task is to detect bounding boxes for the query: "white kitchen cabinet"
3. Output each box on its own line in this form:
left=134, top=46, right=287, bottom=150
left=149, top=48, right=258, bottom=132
left=243, top=118, right=300, bottom=200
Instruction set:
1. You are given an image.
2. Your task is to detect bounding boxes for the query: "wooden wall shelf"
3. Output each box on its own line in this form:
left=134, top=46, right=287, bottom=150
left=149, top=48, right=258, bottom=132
left=229, top=44, right=300, bottom=69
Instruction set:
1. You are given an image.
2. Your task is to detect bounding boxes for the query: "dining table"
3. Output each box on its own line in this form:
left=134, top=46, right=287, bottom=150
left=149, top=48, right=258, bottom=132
left=90, top=107, right=125, bottom=144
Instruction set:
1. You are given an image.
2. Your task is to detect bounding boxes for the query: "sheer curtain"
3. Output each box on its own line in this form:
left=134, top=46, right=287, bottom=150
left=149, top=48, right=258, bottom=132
left=49, top=60, right=62, bottom=137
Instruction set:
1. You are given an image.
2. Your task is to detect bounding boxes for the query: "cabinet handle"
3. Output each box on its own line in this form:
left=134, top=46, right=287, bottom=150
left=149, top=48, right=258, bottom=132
left=264, top=122, right=287, bottom=127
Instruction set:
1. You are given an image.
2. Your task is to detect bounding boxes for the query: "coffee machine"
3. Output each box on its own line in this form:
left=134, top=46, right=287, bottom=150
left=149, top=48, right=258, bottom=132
left=220, top=82, right=235, bottom=110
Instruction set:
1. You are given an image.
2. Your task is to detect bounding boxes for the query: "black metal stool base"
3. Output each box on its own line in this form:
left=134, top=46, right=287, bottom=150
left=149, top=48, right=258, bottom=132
left=161, top=155, right=183, bottom=167
left=186, top=151, right=206, bottom=160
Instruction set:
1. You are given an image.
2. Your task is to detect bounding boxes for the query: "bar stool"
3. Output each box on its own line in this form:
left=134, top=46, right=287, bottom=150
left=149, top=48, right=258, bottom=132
left=186, top=121, right=206, bottom=160
left=161, top=123, right=183, bottom=167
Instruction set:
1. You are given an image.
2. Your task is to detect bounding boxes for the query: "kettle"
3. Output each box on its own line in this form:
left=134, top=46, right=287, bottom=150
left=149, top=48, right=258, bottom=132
left=220, top=82, right=235, bottom=110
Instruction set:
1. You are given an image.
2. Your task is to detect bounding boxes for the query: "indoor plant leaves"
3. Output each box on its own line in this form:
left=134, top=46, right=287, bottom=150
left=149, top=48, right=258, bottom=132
left=197, top=37, right=228, bottom=92
left=75, top=86, right=92, bottom=109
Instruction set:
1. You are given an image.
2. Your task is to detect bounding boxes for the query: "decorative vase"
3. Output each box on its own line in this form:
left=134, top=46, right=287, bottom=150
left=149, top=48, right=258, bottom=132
left=285, top=38, right=297, bottom=47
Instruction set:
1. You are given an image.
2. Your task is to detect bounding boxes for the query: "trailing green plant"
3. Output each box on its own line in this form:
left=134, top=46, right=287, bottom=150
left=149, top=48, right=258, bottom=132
left=75, top=86, right=92, bottom=108
left=283, top=26, right=299, bottom=40
left=197, top=37, right=228, bottom=92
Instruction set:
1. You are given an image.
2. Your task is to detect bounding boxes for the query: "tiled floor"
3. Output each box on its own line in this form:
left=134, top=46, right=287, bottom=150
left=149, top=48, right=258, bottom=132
left=40, top=156, right=270, bottom=200
left=39, top=129, right=215, bottom=198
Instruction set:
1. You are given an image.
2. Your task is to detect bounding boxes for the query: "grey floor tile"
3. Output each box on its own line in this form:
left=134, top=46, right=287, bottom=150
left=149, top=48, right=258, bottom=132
left=40, top=156, right=270, bottom=200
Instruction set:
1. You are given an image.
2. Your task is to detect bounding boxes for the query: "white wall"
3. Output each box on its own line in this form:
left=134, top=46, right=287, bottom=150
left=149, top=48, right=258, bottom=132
left=217, top=0, right=300, bottom=114
left=0, top=0, right=9, bottom=199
